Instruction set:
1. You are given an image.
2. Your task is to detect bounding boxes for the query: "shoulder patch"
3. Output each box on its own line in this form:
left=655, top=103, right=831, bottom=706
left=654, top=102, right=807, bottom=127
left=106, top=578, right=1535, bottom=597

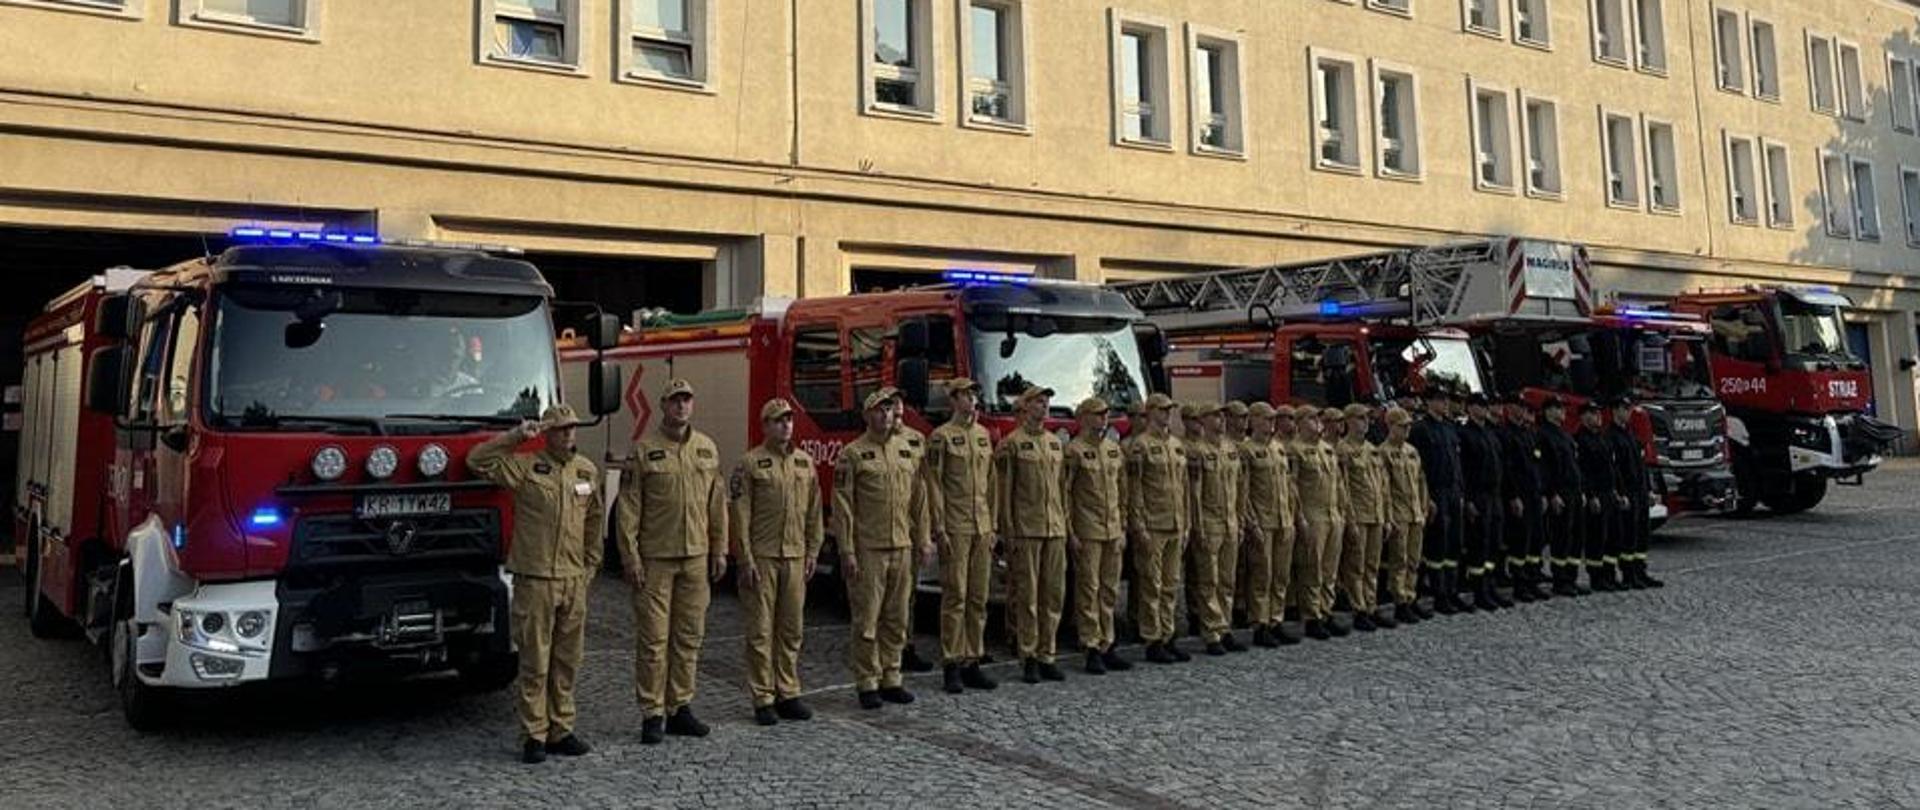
left=756, top=458, right=774, bottom=469
left=646, top=450, right=667, bottom=462
left=1149, top=445, right=1164, bottom=455
left=860, top=450, right=877, bottom=461
left=729, top=469, right=744, bottom=500
left=952, top=436, right=967, bottom=446
left=1108, top=449, right=1120, bottom=458
left=898, top=449, right=913, bottom=459
left=794, top=458, right=811, bottom=469
left=907, top=438, right=922, bottom=448
left=533, top=462, right=553, bottom=475
left=576, top=468, right=593, bottom=480
left=976, top=436, right=989, bottom=447
left=696, top=447, right=714, bottom=459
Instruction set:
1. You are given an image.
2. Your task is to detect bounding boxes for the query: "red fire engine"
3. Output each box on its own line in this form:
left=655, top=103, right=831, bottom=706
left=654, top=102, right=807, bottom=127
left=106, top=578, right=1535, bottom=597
left=16, top=231, right=619, bottom=729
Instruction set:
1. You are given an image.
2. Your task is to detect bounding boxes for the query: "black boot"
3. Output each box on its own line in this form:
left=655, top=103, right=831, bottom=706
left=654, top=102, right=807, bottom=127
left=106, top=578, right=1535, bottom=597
left=1304, top=620, right=1331, bottom=640
left=1587, top=566, right=1616, bottom=592
left=1102, top=646, right=1134, bottom=671
left=1491, top=577, right=1516, bottom=608
left=546, top=734, right=591, bottom=756
left=1513, top=576, right=1539, bottom=602
left=1252, top=625, right=1279, bottom=648
left=1167, top=641, right=1192, bottom=662
left=901, top=644, right=934, bottom=673
left=1394, top=603, right=1419, bottom=625
left=1275, top=622, right=1304, bottom=645
left=1205, top=639, right=1227, bottom=656
left=753, top=706, right=779, bottom=726
left=1328, top=616, right=1352, bottom=637
left=1145, top=642, right=1176, bottom=664
left=1038, top=660, right=1066, bottom=681
left=960, top=663, right=998, bottom=690
left=1473, top=577, right=1502, bottom=612
left=774, top=698, right=813, bottom=720
left=1623, top=562, right=1651, bottom=590
left=857, top=691, right=883, bottom=710
left=943, top=664, right=964, bottom=694
left=1374, top=610, right=1398, bottom=630
left=640, top=716, right=666, bottom=744
left=1022, top=658, right=1041, bottom=684
left=1084, top=649, right=1107, bottom=675
left=878, top=686, right=916, bottom=704
left=1639, top=565, right=1665, bottom=588
left=521, top=738, right=548, bottom=764
left=1221, top=633, right=1248, bottom=653
left=665, top=706, right=710, bottom=737
left=1351, top=613, right=1378, bottom=632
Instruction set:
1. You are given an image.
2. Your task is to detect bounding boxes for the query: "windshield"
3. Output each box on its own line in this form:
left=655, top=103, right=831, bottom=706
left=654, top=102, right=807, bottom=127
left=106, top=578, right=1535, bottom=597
left=1777, top=297, right=1854, bottom=360
left=968, top=316, right=1148, bottom=414
left=1369, top=336, right=1486, bottom=399
left=207, top=285, right=559, bottom=429
left=1632, top=336, right=1714, bottom=400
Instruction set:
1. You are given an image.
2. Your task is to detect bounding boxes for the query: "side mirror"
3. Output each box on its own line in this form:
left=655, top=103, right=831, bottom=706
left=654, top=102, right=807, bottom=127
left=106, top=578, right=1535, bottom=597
left=1900, top=357, right=1917, bottom=372
left=587, top=359, right=622, bottom=417
left=96, top=294, right=140, bottom=341
left=896, top=318, right=929, bottom=358
left=1025, top=316, right=1059, bottom=339
left=586, top=312, right=621, bottom=352
left=896, top=357, right=930, bottom=410
left=85, top=346, right=131, bottom=415
left=159, top=426, right=190, bottom=453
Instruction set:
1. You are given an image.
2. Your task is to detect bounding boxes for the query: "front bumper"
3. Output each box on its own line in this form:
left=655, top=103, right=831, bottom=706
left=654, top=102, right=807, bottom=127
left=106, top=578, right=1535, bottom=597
left=1658, top=467, right=1738, bottom=515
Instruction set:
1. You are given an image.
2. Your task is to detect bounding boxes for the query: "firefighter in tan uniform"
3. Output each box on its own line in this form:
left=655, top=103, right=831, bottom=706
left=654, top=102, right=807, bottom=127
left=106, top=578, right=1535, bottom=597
left=730, top=398, right=825, bottom=727
left=924, top=378, right=999, bottom=695
left=1064, top=396, right=1131, bottom=675
left=1188, top=403, right=1249, bottom=655
left=1240, top=403, right=1294, bottom=648
left=1270, top=404, right=1309, bottom=645
left=468, top=404, right=602, bottom=765
left=1380, top=407, right=1431, bottom=626
left=1127, top=393, right=1192, bottom=664
left=1286, top=407, right=1341, bottom=641
left=995, top=385, right=1069, bottom=684
left=890, top=399, right=938, bottom=676
left=1336, top=403, right=1394, bottom=632
left=617, top=379, right=728, bottom=745
left=835, top=387, right=934, bottom=710
left=1318, top=406, right=1354, bottom=637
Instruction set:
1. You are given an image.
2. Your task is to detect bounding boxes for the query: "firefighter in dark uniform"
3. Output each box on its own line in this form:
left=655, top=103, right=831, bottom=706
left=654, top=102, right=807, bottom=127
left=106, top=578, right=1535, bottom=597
left=1575, top=400, right=1621, bottom=592
left=1498, top=396, right=1549, bottom=602
left=1608, top=396, right=1665, bottom=590
left=1408, top=387, right=1463, bottom=616
left=1535, top=396, right=1589, bottom=597
left=1456, top=393, right=1506, bottom=611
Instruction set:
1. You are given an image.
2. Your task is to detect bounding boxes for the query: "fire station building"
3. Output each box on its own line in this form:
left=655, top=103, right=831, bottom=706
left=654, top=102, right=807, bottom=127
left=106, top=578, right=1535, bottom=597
left=3, top=0, right=1920, bottom=530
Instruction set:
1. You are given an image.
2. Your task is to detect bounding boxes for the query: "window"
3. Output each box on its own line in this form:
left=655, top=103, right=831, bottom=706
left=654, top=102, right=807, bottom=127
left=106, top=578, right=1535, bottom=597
left=1709, top=303, right=1773, bottom=364
left=1513, top=0, right=1549, bottom=46
left=849, top=327, right=888, bottom=417
left=1369, top=0, right=1412, bottom=15
left=1763, top=141, right=1793, bottom=227
left=1725, top=133, right=1758, bottom=224
left=1838, top=41, right=1866, bottom=120
left=1288, top=338, right=1359, bottom=407
left=621, top=0, right=710, bottom=85
left=1463, top=0, right=1501, bottom=35
left=867, top=0, right=934, bottom=114
left=1902, top=168, right=1920, bottom=246
left=1189, top=31, right=1245, bottom=154
left=1591, top=0, right=1628, bottom=64
left=963, top=1, right=1026, bottom=126
left=483, top=0, right=577, bottom=69
left=1891, top=56, right=1916, bottom=134
left=1821, top=151, right=1854, bottom=237
left=1712, top=8, right=1743, bottom=92
left=0, top=0, right=138, bottom=19
left=185, top=0, right=307, bottom=32
left=1808, top=34, right=1838, bottom=114
left=790, top=326, right=847, bottom=421
left=1112, top=13, right=1171, bottom=146
left=1602, top=111, right=1639, bottom=206
left=1470, top=82, right=1514, bottom=190
left=1645, top=119, right=1680, bottom=211
left=1522, top=95, right=1562, bottom=196
left=1372, top=62, right=1421, bottom=177
left=1312, top=50, right=1362, bottom=170
left=163, top=304, right=202, bottom=425
left=1851, top=158, right=1881, bottom=240
left=1633, top=0, right=1665, bottom=72
left=1749, top=17, right=1779, bottom=99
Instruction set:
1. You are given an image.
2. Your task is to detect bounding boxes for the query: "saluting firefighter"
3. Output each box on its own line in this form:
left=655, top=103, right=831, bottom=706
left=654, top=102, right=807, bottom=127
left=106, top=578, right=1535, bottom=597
left=1379, top=407, right=1430, bottom=625
left=1127, top=393, right=1193, bottom=663
left=1318, top=407, right=1354, bottom=636
left=1286, top=407, right=1341, bottom=641
left=731, top=397, right=825, bottom=727
left=836, top=386, right=934, bottom=709
left=924, top=378, right=1000, bottom=695
left=1336, top=403, right=1394, bottom=631
left=996, top=385, right=1070, bottom=683
left=891, top=397, right=938, bottom=676
left=1609, top=396, right=1665, bottom=590
left=1187, top=402, right=1249, bottom=655
left=1241, top=402, right=1298, bottom=647
left=468, top=404, right=602, bottom=765
left=618, top=379, right=729, bottom=745
left=1063, top=396, right=1133, bottom=674
left=1535, top=395, right=1590, bottom=597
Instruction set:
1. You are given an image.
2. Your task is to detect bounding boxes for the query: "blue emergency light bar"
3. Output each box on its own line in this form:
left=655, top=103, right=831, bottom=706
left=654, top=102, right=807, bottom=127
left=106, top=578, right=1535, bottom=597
left=1318, top=301, right=1342, bottom=316
left=943, top=270, right=1032, bottom=286
left=248, top=508, right=283, bottom=528
left=230, top=226, right=379, bottom=245
left=1613, top=307, right=1667, bottom=320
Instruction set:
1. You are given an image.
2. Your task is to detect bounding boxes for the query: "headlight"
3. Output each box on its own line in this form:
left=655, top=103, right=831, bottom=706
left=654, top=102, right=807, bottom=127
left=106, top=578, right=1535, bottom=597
left=311, top=446, right=348, bottom=481
left=176, top=610, right=197, bottom=642
left=366, top=445, right=400, bottom=479
left=417, top=443, right=450, bottom=477
left=236, top=610, right=268, bottom=639
left=200, top=611, right=226, bottom=635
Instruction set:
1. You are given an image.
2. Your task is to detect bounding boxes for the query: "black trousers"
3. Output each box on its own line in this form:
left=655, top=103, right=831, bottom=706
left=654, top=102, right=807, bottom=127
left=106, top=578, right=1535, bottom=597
left=1614, top=495, right=1649, bottom=568
left=1462, top=493, right=1500, bottom=580
left=1546, top=493, right=1586, bottom=583
left=1422, top=489, right=1464, bottom=577
left=1505, top=498, right=1544, bottom=579
left=1585, top=498, right=1619, bottom=571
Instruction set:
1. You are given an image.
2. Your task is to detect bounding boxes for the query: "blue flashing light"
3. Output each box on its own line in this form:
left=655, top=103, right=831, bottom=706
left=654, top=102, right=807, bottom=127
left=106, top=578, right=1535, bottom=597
left=1318, top=301, right=1342, bottom=316
left=229, top=227, right=381, bottom=246
left=295, top=231, right=322, bottom=241
left=267, top=229, right=295, bottom=239
left=943, top=270, right=1031, bottom=286
left=248, top=507, right=283, bottom=528
left=322, top=233, right=350, bottom=243
left=348, top=235, right=378, bottom=244
left=231, top=227, right=267, bottom=238
left=170, top=523, right=186, bottom=550
left=1615, top=307, right=1666, bottom=320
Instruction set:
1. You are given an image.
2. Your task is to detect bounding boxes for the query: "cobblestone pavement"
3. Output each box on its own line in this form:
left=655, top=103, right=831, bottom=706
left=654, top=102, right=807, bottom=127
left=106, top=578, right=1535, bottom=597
left=6, top=461, right=1920, bottom=808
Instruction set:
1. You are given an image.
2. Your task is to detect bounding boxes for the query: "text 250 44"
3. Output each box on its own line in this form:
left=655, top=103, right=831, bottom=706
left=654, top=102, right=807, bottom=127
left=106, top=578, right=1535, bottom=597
left=1720, top=377, right=1768, bottom=395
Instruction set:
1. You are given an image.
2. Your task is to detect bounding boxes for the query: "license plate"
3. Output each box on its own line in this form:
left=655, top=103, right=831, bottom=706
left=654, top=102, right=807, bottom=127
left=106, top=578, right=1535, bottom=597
left=1680, top=449, right=1704, bottom=461
left=356, top=492, right=451, bottom=519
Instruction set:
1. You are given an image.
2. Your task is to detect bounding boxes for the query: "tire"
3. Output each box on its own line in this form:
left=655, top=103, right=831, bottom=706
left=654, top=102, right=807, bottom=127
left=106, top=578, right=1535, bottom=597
left=26, top=542, right=74, bottom=639
left=1762, top=477, right=1829, bottom=515
left=111, top=607, right=170, bottom=732
left=458, top=651, right=519, bottom=694
left=1649, top=517, right=1668, bottom=534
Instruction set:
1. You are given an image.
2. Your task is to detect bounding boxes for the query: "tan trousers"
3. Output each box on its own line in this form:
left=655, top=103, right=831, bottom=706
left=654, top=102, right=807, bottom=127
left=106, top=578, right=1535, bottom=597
left=1340, top=522, right=1385, bottom=614
left=1192, top=533, right=1240, bottom=637
left=939, top=533, right=993, bottom=664
left=1073, top=537, right=1124, bottom=651
left=1241, top=526, right=1285, bottom=626
left=1009, top=536, right=1067, bottom=663
left=1391, top=520, right=1426, bottom=604
left=1133, top=532, right=1184, bottom=643
left=510, top=574, right=588, bottom=742
left=742, top=556, right=806, bottom=708
left=1290, top=518, right=1331, bottom=621
left=1321, top=515, right=1347, bottom=611
left=632, top=554, right=710, bottom=717
left=846, top=546, right=911, bottom=692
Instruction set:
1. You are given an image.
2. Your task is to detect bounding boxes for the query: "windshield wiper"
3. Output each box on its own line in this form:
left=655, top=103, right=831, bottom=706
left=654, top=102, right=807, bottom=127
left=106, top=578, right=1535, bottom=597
left=384, top=413, right=527, bottom=426
left=227, top=413, right=384, bottom=435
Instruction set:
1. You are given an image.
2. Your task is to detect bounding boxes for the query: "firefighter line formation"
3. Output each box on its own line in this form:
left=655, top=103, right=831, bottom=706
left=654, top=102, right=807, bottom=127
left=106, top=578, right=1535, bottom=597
left=468, top=378, right=1663, bottom=764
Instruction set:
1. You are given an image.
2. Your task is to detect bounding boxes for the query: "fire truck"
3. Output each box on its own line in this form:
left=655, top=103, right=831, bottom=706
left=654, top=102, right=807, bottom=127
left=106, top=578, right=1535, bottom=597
left=15, top=231, right=619, bottom=729
left=1477, top=303, right=1737, bottom=521
left=1668, top=286, right=1900, bottom=514
left=559, top=272, right=1168, bottom=591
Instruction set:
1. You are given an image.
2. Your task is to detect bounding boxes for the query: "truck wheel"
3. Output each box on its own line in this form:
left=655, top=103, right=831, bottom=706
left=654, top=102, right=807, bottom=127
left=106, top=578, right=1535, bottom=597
left=1649, top=517, right=1668, bottom=534
left=25, top=542, right=73, bottom=639
left=458, top=652, right=519, bottom=693
left=1762, top=478, right=1828, bottom=515
left=111, top=612, right=170, bottom=731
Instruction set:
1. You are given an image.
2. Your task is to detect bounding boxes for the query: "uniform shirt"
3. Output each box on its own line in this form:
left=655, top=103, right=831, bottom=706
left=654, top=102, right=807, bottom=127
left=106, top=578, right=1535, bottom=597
left=1498, top=422, right=1544, bottom=503
left=729, top=443, right=824, bottom=565
left=1607, top=425, right=1648, bottom=504
left=468, top=437, right=604, bottom=579
left=1381, top=439, right=1428, bottom=524
left=1457, top=420, right=1504, bottom=502
left=1126, top=430, right=1190, bottom=536
left=1336, top=435, right=1388, bottom=525
left=1287, top=436, right=1340, bottom=515
left=1321, top=438, right=1350, bottom=515
left=994, top=424, right=1067, bottom=539
left=1063, top=432, right=1127, bottom=543
left=1188, top=435, right=1247, bottom=539
left=1409, top=415, right=1463, bottom=494
left=1537, top=422, right=1584, bottom=497
left=834, top=430, right=930, bottom=552
left=618, top=427, right=728, bottom=561
left=925, top=420, right=996, bottom=538
left=1241, top=436, right=1293, bottom=531
left=1576, top=427, right=1618, bottom=501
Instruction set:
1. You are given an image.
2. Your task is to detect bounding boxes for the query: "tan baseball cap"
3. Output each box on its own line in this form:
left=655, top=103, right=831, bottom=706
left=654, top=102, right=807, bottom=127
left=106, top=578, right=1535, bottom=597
left=1145, top=393, right=1177, bottom=411
left=943, top=378, right=983, bottom=395
left=540, top=403, right=584, bottom=429
left=759, top=398, right=795, bottom=421
left=1343, top=403, right=1372, bottom=420
left=1224, top=401, right=1249, bottom=417
left=1248, top=402, right=1277, bottom=418
left=1385, top=408, right=1412, bottom=426
left=863, top=386, right=902, bottom=411
left=661, top=378, right=695, bottom=400
left=1321, top=406, right=1346, bottom=422
left=1075, top=396, right=1109, bottom=416
left=1015, top=385, right=1055, bottom=407
left=1274, top=404, right=1297, bottom=418
left=1193, top=401, right=1223, bottom=418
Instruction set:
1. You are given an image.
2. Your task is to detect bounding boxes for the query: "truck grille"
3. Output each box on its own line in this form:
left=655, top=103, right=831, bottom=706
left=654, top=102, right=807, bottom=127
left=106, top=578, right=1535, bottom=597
left=291, top=508, right=500, bottom=570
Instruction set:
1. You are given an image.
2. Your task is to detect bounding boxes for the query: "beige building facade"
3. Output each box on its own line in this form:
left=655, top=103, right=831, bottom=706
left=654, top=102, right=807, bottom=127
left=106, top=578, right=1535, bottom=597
left=2, top=0, right=1920, bottom=432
